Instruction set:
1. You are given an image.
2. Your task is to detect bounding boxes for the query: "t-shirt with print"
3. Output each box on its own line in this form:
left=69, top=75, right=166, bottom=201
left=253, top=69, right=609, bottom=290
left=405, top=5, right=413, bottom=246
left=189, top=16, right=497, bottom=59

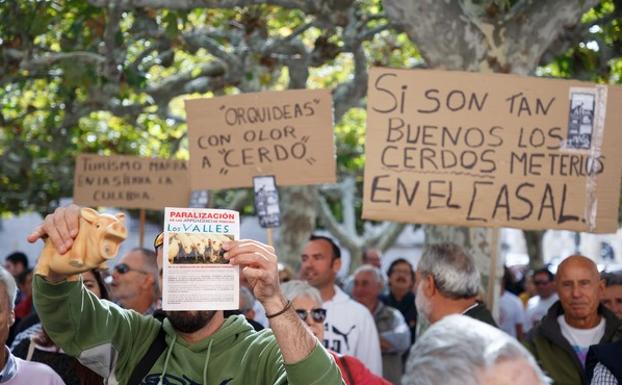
left=558, top=315, right=605, bottom=367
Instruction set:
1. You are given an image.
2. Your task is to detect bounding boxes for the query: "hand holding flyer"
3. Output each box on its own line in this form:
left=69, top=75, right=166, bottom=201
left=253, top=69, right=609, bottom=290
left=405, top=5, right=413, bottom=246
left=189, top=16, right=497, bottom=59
left=223, top=240, right=285, bottom=314
left=162, top=207, right=240, bottom=311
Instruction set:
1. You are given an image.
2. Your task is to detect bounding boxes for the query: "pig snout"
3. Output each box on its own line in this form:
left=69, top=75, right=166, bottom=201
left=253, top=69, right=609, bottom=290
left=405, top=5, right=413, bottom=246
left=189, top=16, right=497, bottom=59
left=106, top=221, right=128, bottom=240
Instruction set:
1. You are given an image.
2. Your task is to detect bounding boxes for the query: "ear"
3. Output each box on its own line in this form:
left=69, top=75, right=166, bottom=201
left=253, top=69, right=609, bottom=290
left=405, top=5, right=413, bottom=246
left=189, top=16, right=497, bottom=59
left=331, top=258, right=342, bottom=274
left=422, top=274, right=437, bottom=297
left=142, top=273, right=155, bottom=289
left=598, top=278, right=606, bottom=296
left=80, top=207, right=100, bottom=224
left=8, top=309, right=15, bottom=327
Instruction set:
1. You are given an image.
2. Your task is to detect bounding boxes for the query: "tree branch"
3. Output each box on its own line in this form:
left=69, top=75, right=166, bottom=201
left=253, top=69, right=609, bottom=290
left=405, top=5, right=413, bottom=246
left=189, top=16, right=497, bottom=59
left=503, top=0, right=602, bottom=73
left=333, top=44, right=367, bottom=122
left=316, top=189, right=362, bottom=252
left=11, top=51, right=106, bottom=71
left=373, top=222, right=406, bottom=251
left=87, top=0, right=344, bottom=14
left=383, top=0, right=486, bottom=71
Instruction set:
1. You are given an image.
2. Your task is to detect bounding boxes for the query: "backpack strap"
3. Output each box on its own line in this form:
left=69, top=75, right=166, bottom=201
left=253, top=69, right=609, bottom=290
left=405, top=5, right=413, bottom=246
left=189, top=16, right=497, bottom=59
left=338, top=355, right=356, bottom=385
left=26, top=337, right=36, bottom=361
left=128, top=317, right=167, bottom=385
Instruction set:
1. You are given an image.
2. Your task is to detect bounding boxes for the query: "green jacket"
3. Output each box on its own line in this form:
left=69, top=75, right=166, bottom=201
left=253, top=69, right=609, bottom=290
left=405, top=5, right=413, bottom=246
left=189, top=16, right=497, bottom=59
left=33, top=275, right=343, bottom=385
left=524, top=301, right=622, bottom=385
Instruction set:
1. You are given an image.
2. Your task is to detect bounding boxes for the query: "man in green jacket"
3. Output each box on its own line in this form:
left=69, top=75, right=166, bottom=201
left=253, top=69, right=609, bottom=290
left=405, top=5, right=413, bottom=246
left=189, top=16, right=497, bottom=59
left=525, top=255, right=622, bottom=385
left=29, top=204, right=344, bottom=385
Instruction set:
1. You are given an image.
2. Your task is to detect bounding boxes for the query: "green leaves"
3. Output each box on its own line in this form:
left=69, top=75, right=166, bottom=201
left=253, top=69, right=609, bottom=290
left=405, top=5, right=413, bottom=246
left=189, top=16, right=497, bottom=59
left=0, top=0, right=618, bottom=219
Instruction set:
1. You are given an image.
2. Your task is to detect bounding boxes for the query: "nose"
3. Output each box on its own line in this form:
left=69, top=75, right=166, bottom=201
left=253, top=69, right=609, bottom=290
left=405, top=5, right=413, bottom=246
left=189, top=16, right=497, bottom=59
left=571, top=285, right=581, bottom=298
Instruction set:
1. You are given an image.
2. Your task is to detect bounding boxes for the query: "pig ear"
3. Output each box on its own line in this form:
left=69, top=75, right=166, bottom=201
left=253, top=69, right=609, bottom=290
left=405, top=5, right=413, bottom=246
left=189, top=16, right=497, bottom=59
left=80, top=208, right=100, bottom=224
left=115, top=212, right=126, bottom=222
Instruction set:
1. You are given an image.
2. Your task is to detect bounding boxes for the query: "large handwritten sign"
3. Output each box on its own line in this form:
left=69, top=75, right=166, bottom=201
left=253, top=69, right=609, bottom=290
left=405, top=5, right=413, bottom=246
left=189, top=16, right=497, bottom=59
left=74, top=154, right=190, bottom=210
left=363, top=67, right=622, bottom=233
left=185, top=89, right=335, bottom=189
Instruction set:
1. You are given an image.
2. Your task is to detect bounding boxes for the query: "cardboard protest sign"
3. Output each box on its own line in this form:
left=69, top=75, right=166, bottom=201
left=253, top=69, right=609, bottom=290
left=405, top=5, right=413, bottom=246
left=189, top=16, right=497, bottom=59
left=185, top=89, right=336, bottom=189
left=363, top=67, right=622, bottom=233
left=74, top=154, right=191, bottom=210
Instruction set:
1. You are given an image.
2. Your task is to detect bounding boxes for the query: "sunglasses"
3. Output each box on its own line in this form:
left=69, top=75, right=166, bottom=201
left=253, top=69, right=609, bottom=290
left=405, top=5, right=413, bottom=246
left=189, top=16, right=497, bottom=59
left=295, top=308, right=327, bottom=323
left=114, top=263, right=149, bottom=275
left=154, top=232, right=164, bottom=251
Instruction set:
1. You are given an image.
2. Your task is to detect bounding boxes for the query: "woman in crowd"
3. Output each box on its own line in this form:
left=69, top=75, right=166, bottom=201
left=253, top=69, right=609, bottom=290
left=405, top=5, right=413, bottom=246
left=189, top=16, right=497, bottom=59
left=282, top=280, right=392, bottom=385
left=13, top=269, right=109, bottom=385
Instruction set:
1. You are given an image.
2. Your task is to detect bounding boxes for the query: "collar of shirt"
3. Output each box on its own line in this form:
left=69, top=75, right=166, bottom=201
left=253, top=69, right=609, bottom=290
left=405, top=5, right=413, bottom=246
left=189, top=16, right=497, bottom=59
left=0, top=346, right=18, bottom=383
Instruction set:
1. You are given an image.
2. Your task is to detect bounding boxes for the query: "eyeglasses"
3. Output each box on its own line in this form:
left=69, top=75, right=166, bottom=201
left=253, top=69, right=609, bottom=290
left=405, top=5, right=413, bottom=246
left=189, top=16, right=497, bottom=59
left=534, top=280, right=551, bottom=286
left=295, top=308, right=327, bottom=323
left=114, top=263, right=149, bottom=275
left=154, top=232, right=164, bottom=251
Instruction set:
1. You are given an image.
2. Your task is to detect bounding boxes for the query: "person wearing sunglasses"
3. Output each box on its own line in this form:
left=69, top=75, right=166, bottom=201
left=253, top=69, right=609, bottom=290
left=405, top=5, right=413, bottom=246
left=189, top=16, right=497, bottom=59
left=282, top=280, right=391, bottom=385
left=525, top=267, right=558, bottom=332
left=29, top=204, right=343, bottom=385
left=109, top=248, right=159, bottom=315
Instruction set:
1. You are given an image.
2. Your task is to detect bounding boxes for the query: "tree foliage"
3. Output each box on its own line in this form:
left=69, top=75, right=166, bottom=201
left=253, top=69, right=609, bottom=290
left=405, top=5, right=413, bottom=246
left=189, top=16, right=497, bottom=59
left=0, top=0, right=412, bottom=215
left=1, top=0, right=621, bottom=267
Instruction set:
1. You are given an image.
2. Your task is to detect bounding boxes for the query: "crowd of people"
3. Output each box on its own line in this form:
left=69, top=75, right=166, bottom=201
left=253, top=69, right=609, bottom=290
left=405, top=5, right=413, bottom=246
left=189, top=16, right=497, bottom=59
left=0, top=204, right=619, bottom=384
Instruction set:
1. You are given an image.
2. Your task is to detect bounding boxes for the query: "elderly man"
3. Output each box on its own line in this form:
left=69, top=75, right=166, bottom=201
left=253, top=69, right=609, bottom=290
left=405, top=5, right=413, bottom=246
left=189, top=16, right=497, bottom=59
left=29, top=205, right=343, bottom=385
left=525, top=255, right=622, bottom=385
left=0, top=266, right=64, bottom=384
left=403, top=315, right=549, bottom=385
left=414, top=243, right=497, bottom=329
left=352, top=265, right=410, bottom=384
left=601, top=272, right=622, bottom=319
left=110, top=247, right=159, bottom=315
left=300, top=234, right=382, bottom=375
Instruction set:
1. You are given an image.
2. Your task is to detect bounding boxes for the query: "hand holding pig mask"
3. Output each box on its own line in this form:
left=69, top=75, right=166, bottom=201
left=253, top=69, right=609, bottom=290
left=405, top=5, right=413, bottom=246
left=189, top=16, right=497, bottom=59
left=34, top=207, right=127, bottom=281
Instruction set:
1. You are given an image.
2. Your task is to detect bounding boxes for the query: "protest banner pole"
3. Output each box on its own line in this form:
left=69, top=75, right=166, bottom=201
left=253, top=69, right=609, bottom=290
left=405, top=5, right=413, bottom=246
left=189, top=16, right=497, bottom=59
left=139, top=209, right=146, bottom=248
left=266, top=228, right=274, bottom=248
left=486, top=227, right=499, bottom=311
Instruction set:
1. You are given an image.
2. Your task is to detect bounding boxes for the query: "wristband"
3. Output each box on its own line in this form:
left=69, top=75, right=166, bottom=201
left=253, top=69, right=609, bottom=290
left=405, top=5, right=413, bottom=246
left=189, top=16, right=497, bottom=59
left=266, top=300, right=292, bottom=319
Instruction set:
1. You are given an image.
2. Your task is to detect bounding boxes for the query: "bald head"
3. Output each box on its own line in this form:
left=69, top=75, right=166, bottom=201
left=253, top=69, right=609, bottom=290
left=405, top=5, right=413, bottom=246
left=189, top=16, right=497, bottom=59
left=556, top=255, right=604, bottom=328
left=556, top=255, right=599, bottom=281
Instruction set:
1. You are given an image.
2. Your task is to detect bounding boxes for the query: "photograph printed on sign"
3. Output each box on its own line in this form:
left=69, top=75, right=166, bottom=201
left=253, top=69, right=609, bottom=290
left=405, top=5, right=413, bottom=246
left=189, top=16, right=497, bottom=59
left=167, top=232, right=233, bottom=265
left=566, top=91, right=595, bottom=149
left=253, top=176, right=281, bottom=228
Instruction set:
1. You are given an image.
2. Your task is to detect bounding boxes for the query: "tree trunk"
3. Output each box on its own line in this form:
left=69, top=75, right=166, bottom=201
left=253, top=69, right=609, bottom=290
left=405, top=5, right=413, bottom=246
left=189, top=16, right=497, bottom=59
left=277, top=185, right=318, bottom=270
left=524, top=230, right=545, bottom=269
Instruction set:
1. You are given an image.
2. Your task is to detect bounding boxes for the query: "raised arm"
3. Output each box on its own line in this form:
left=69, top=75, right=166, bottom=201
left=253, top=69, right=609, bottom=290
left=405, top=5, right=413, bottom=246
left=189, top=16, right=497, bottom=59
left=224, top=240, right=316, bottom=363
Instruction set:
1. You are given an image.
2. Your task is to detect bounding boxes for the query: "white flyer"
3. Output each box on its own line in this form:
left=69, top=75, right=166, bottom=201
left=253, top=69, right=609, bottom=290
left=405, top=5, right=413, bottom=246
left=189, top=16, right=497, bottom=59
left=162, top=207, right=240, bottom=311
